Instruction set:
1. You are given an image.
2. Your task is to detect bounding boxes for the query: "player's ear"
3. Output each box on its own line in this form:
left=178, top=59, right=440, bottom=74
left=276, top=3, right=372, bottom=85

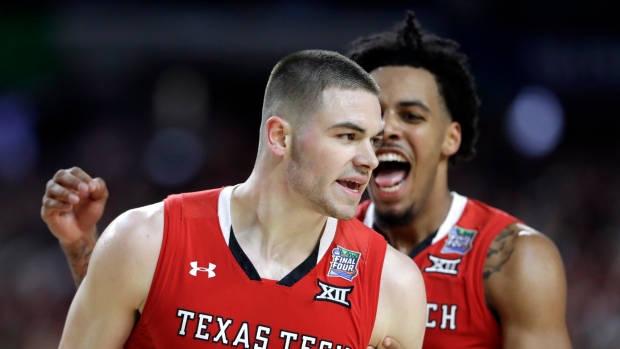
left=265, top=116, right=290, bottom=157
left=442, top=121, right=461, bottom=157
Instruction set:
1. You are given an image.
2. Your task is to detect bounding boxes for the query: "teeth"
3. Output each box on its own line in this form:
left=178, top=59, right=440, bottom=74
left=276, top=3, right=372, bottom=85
left=378, top=181, right=403, bottom=193
left=377, top=153, right=407, bottom=163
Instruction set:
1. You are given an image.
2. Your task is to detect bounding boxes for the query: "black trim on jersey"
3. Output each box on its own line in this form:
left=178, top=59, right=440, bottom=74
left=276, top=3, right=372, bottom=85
left=277, top=243, right=319, bottom=287
left=229, top=227, right=262, bottom=281
left=229, top=227, right=319, bottom=287
left=408, top=231, right=437, bottom=259
left=372, top=224, right=438, bottom=259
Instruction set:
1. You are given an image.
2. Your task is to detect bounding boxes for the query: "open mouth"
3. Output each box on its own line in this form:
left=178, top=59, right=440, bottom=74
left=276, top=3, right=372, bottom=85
left=336, top=180, right=362, bottom=193
left=373, top=153, right=411, bottom=193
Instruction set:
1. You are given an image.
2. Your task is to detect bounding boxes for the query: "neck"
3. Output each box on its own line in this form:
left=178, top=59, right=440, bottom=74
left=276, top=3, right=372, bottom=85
left=230, top=165, right=328, bottom=277
left=380, top=190, right=453, bottom=255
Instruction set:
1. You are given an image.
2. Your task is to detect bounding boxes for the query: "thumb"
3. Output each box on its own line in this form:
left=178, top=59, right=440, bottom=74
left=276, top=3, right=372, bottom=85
left=383, top=337, right=401, bottom=349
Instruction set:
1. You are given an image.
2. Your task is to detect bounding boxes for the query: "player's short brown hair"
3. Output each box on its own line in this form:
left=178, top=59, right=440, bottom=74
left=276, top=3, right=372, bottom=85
left=262, top=49, right=380, bottom=126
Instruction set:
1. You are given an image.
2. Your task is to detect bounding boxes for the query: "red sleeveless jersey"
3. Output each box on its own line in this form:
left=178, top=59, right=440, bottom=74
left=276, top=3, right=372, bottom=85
left=357, top=192, right=519, bottom=349
left=126, top=186, right=387, bottom=348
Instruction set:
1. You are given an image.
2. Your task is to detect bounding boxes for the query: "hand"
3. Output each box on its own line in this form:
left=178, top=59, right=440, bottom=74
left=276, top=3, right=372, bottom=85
left=368, top=337, right=404, bottom=349
left=41, top=167, right=108, bottom=245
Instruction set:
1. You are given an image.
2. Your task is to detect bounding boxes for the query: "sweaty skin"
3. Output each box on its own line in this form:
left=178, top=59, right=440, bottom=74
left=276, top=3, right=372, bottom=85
left=41, top=167, right=107, bottom=287
left=367, top=65, right=571, bottom=348
left=45, top=22, right=572, bottom=346
left=41, top=170, right=414, bottom=349
left=51, top=86, right=426, bottom=349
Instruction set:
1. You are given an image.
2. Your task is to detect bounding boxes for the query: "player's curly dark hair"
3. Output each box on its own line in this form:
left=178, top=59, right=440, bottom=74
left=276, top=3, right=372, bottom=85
left=346, top=11, right=480, bottom=164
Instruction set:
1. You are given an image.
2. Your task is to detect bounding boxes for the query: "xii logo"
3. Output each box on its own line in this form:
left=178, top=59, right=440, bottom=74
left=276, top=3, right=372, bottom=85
left=424, top=255, right=461, bottom=275
left=314, top=280, right=353, bottom=308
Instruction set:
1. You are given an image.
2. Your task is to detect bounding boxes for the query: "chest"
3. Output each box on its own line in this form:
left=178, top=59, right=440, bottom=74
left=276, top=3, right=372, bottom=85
left=137, top=217, right=376, bottom=349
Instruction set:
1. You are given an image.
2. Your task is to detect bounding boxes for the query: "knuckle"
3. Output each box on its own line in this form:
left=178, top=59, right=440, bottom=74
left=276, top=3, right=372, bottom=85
left=70, top=166, right=83, bottom=174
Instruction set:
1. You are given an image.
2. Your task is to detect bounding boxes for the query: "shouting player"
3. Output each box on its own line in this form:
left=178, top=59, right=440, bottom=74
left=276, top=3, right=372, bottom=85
left=45, top=50, right=426, bottom=348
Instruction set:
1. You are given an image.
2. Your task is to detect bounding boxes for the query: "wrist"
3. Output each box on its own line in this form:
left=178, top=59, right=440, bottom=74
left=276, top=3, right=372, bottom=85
left=58, top=227, right=99, bottom=252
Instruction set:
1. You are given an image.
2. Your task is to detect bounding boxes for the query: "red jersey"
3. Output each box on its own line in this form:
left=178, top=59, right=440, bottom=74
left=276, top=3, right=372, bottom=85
left=126, top=186, right=387, bottom=348
left=357, top=192, right=519, bottom=349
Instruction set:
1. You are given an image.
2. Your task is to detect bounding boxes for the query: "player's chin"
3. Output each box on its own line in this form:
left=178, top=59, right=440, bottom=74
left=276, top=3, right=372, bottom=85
left=373, top=202, right=414, bottom=227
left=373, top=197, right=407, bottom=214
left=328, top=203, right=358, bottom=221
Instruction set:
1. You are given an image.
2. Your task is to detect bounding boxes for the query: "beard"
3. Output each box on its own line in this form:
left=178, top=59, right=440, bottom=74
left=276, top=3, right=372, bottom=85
left=374, top=203, right=416, bottom=228
left=286, top=141, right=358, bottom=220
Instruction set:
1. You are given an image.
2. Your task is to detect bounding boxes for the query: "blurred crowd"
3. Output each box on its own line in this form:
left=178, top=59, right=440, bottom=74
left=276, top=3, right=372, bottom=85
left=1, top=1, right=619, bottom=348
left=1, top=99, right=619, bottom=349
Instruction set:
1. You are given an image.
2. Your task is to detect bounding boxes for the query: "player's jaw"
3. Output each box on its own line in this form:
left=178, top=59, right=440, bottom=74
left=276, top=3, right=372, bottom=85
left=316, top=169, right=369, bottom=220
left=369, top=146, right=413, bottom=202
left=288, top=167, right=370, bottom=220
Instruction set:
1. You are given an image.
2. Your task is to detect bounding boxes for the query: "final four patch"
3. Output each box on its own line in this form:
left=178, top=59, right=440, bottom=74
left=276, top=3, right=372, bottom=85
left=328, top=246, right=361, bottom=281
left=441, top=226, right=477, bottom=255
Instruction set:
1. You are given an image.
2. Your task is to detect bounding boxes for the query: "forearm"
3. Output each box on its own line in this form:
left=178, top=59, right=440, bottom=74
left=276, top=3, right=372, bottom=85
left=60, top=227, right=100, bottom=287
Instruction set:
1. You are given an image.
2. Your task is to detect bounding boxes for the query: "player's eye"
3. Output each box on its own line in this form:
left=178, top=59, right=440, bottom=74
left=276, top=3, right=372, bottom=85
left=402, top=113, right=423, bottom=122
left=338, top=134, right=356, bottom=141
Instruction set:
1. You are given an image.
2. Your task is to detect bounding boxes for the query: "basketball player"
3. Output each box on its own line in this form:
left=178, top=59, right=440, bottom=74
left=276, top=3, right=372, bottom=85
left=48, top=50, right=426, bottom=348
left=348, top=12, right=571, bottom=348
left=42, top=12, right=571, bottom=348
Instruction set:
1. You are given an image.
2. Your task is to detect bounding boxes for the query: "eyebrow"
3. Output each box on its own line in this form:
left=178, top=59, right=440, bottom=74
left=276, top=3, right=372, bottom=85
left=329, top=122, right=384, bottom=138
left=398, top=100, right=431, bottom=112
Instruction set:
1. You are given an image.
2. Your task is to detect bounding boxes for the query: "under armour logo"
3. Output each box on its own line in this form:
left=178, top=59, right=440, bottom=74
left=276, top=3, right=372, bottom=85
left=189, top=261, right=216, bottom=277
left=424, top=255, right=461, bottom=275
left=314, top=279, right=353, bottom=308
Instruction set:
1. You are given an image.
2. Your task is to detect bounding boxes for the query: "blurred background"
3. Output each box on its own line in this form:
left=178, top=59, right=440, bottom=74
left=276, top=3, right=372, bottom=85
left=1, top=0, right=618, bottom=348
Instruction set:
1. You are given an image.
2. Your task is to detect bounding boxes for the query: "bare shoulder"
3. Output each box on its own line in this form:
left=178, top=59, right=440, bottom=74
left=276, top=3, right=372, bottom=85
left=94, top=202, right=164, bottom=263
left=87, top=202, right=164, bottom=306
left=382, top=245, right=425, bottom=292
left=370, top=245, right=426, bottom=349
left=483, top=222, right=570, bottom=347
left=59, top=202, right=165, bottom=347
left=484, top=222, right=562, bottom=281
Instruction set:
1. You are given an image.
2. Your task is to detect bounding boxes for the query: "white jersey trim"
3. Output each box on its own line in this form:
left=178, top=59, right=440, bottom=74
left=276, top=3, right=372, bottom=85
left=317, top=217, right=338, bottom=263
left=218, top=185, right=337, bottom=265
left=218, top=185, right=236, bottom=245
left=363, top=192, right=468, bottom=246
left=364, top=202, right=375, bottom=228
left=431, top=192, right=468, bottom=244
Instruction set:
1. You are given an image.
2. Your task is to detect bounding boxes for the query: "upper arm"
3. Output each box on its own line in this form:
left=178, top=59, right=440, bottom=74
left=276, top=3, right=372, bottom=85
left=485, top=223, right=571, bottom=349
left=59, top=203, right=163, bottom=348
left=371, top=245, right=427, bottom=349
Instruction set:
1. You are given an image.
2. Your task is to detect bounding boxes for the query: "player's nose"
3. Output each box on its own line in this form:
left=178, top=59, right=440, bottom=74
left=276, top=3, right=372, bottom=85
left=353, top=139, right=379, bottom=171
left=382, top=110, right=403, bottom=141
